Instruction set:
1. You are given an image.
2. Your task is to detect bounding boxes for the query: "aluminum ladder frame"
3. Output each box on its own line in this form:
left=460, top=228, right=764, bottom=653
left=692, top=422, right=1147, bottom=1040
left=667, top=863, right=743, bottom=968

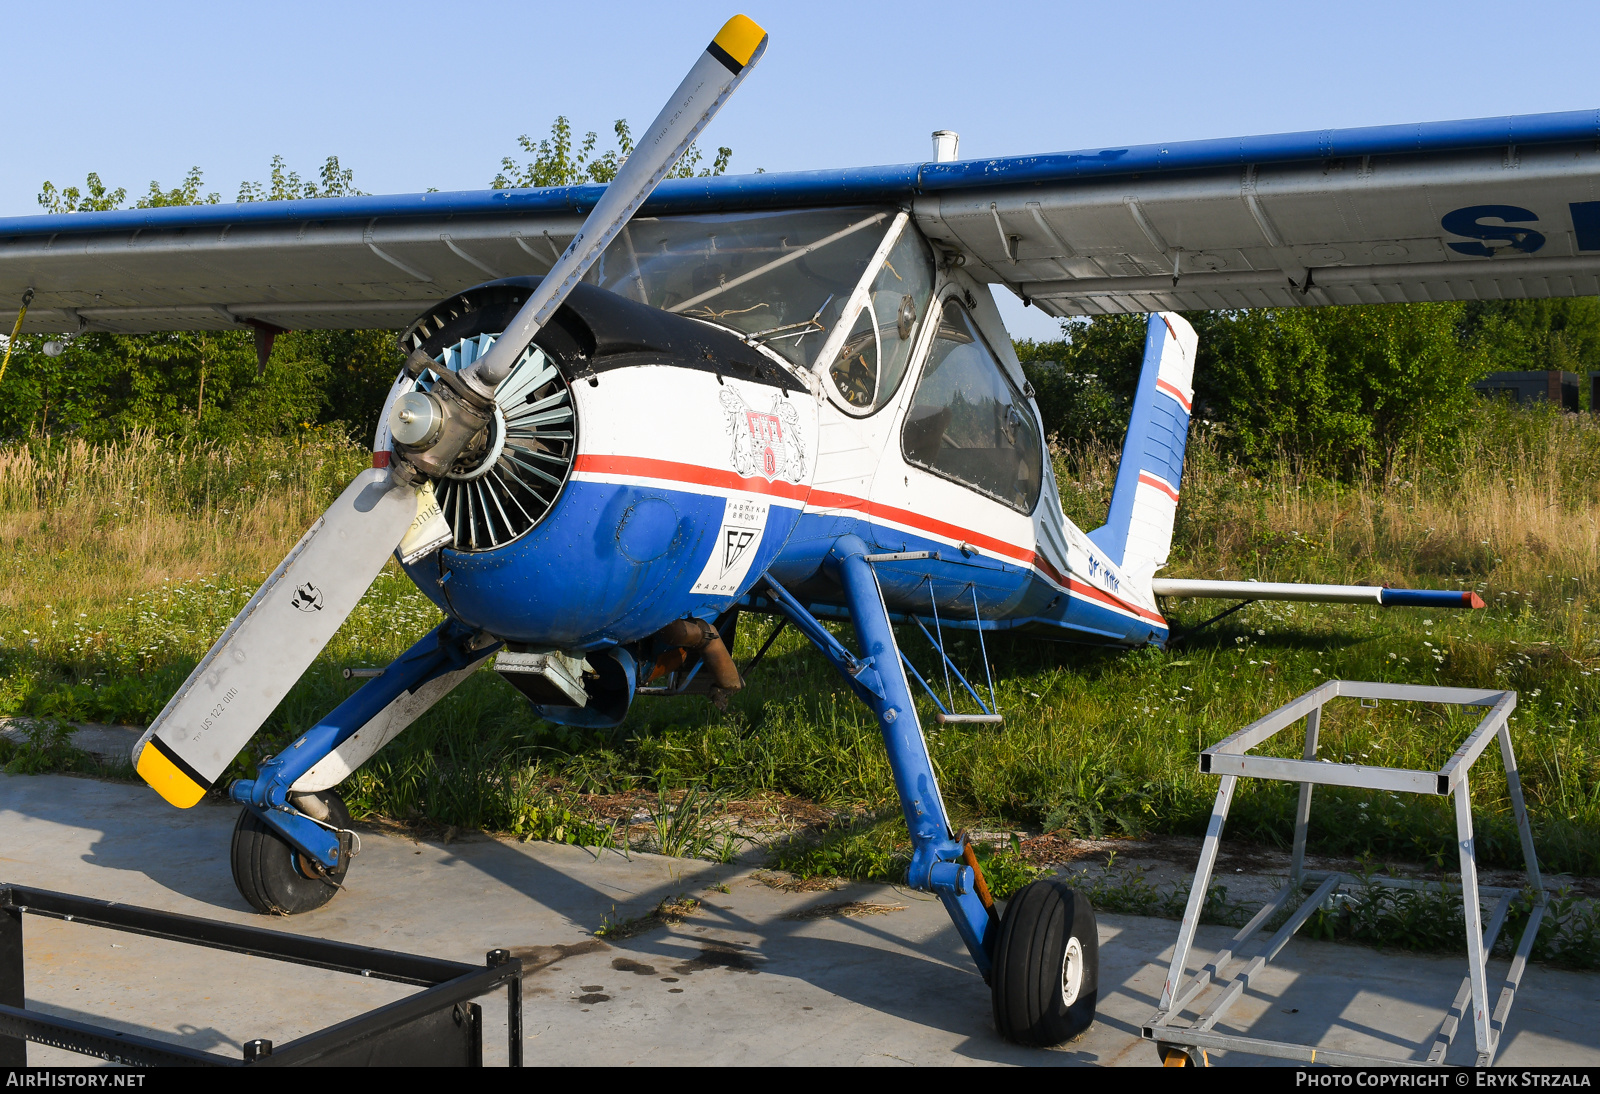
left=1142, top=680, right=1544, bottom=1068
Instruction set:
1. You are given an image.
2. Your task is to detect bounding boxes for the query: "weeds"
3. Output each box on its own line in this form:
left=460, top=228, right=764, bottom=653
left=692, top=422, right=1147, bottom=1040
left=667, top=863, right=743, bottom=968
left=787, top=901, right=906, bottom=920
left=1073, top=864, right=1258, bottom=928
left=768, top=815, right=1047, bottom=899
left=0, top=720, right=89, bottom=775
left=647, top=785, right=735, bottom=860
left=1308, top=878, right=1600, bottom=970
left=594, top=894, right=701, bottom=940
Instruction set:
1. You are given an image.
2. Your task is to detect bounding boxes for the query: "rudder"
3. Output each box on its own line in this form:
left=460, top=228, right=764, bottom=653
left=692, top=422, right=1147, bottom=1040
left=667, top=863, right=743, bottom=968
left=1087, top=312, right=1197, bottom=585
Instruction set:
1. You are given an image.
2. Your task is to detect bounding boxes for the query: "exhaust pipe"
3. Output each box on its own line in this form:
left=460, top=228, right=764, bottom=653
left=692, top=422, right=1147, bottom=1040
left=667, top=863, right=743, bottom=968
left=651, top=618, right=742, bottom=708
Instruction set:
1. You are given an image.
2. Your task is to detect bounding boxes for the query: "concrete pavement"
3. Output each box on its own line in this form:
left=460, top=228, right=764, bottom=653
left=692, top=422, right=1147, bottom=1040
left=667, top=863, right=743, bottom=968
left=1, top=772, right=1597, bottom=1067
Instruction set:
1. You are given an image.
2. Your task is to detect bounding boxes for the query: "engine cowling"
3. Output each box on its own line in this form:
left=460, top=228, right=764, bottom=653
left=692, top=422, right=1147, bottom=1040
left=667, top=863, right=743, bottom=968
left=381, top=278, right=820, bottom=723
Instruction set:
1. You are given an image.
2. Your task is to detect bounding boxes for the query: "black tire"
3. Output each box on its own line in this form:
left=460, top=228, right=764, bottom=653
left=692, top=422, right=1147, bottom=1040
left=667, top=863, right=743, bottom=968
left=991, top=878, right=1099, bottom=1046
left=230, top=791, right=352, bottom=916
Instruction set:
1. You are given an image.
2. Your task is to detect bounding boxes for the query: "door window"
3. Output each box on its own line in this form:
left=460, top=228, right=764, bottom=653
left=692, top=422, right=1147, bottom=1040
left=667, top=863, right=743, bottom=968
left=901, top=299, right=1043, bottom=512
left=826, top=224, right=935, bottom=412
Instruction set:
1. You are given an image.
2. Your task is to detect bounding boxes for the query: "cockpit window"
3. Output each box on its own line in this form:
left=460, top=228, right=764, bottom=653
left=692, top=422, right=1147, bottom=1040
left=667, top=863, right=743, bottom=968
left=827, top=222, right=936, bottom=412
left=902, top=299, right=1043, bottom=513
left=588, top=207, right=891, bottom=371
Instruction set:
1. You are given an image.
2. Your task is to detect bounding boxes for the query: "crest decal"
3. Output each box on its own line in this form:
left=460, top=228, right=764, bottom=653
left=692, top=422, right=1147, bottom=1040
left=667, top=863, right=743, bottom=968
left=719, top=388, right=806, bottom=483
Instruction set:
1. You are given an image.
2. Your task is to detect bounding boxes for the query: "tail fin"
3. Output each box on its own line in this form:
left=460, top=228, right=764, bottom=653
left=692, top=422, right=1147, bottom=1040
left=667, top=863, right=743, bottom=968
left=1087, top=312, right=1197, bottom=584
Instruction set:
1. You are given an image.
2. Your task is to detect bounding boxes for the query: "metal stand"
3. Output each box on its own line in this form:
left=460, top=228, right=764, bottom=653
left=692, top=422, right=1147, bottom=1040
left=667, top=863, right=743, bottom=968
left=1142, top=681, right=1543, bottom=1068
left=0, top=884, right=523, bottom=1067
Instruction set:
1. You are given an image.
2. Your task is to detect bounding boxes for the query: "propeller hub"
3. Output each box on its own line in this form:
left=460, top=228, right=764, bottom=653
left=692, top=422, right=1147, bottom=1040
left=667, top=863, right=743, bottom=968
left=390, top=391, right=443, bottom=447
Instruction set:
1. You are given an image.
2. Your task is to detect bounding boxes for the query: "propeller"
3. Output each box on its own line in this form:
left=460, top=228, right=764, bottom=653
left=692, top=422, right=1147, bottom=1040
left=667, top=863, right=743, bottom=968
left=133, top=15, right=770, bottom=808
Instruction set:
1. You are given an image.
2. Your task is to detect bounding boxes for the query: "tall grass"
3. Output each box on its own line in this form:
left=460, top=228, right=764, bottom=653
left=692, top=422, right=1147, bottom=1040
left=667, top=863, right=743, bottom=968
left=1, top=408, right=1597, bottom=877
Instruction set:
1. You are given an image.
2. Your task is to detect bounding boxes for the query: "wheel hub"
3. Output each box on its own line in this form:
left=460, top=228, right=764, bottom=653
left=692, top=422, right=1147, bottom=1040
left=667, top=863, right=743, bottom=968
left=1061, top=935, right=1084, bottom=1007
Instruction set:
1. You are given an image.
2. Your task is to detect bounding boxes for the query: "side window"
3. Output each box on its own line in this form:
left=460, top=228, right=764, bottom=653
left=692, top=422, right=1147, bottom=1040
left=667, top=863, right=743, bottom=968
left=901, top=299, right=1043, bottom=513
left=827, top=225, right=935, bottom=412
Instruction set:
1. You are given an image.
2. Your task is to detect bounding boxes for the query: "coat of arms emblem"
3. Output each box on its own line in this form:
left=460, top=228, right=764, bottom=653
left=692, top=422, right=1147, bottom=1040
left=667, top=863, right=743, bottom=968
left=719, top=389, right=806, bottom=483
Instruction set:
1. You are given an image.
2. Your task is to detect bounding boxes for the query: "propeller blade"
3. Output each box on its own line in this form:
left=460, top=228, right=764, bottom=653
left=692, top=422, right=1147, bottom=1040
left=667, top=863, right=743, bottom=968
left=132, top=469, right=420, bottom=807
left=468, top=13, right=768, bottom=390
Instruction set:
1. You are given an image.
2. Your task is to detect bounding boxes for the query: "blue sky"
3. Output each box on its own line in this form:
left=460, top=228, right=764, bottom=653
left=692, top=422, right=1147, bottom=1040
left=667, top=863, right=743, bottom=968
left=8, top=0, right=1598, bottom=340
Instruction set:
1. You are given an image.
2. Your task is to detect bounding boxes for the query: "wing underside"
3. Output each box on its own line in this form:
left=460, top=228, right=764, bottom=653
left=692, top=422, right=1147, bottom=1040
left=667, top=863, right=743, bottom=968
left=4, top=109, right=1600, bottom=333
left=917, top=140, right=1600, bottom=316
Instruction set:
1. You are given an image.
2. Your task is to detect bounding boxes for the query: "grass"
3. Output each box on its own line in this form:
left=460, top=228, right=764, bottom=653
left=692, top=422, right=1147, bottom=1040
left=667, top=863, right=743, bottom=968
left=2, top=401, right=1599, bottom=900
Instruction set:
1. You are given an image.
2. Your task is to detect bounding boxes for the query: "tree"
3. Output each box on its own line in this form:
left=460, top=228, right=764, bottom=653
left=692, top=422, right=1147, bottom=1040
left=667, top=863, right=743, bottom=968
left=491, top=116, right=732, bottom=189
left=237, top=155, right=363, bottom=202
left=1019, top=302, right=1499, bottom=470
left=1459, top=298, right=1600, bottom=387
left=36, top=173, right=126, bottom=214
left=138, top=167, right=220, bottom=208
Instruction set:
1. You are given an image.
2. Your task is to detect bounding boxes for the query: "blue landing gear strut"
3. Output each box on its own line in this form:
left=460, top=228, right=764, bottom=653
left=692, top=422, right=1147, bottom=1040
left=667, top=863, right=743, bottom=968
left=230, top=620, right=500, bottom=873
left=761, top=535, right=996, bottom=978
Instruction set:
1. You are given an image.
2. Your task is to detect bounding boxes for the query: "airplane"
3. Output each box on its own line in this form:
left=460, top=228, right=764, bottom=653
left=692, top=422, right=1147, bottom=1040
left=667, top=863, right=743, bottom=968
left=2, top=11, right=1590, bottom=1046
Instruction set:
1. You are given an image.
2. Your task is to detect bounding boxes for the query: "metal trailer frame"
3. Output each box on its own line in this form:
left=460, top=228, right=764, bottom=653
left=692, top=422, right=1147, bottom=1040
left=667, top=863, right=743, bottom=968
left=0, top=884, right=524, bottom=1067
left=1141, top=681, right=1544, bottom=1068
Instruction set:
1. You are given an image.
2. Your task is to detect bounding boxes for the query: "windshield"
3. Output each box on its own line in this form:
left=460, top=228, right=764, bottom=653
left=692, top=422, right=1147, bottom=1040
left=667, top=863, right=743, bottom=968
left=587, top=207, right=892, bottom=370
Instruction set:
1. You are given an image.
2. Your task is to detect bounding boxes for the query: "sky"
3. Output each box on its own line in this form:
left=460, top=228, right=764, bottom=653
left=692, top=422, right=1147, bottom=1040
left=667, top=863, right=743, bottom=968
left=7, top=0, right=1599, bottom=341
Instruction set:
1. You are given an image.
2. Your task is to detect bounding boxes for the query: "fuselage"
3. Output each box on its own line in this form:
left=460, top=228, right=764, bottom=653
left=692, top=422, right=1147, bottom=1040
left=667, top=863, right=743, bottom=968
left=400, top=360, right=1166, bottom=643
left=385, top=207, right=1169, bottom=716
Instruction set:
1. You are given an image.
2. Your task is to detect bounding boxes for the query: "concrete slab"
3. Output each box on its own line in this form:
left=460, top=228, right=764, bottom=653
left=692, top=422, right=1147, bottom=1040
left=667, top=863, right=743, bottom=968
left=1, top=772, right=1597, bottom=1067
left=1, top=720, right=140, bottom=767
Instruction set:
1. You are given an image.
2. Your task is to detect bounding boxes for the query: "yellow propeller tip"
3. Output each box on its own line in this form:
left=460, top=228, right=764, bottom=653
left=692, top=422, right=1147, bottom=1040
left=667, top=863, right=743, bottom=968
left=711, top=14, right=766, bottom=71
left=135, top=738, right=209, bottom=809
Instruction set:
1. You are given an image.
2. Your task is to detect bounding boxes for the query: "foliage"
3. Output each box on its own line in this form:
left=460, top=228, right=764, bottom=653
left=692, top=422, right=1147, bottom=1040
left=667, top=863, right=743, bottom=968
left=1022, top=299, right=1600, bottom=471
left=39, top=157, right=363, bottom=215
left=1190, top=304, right=1490, bottom=467
left=236, top=155, right=363, bottom=203
left=768, top=814, right=1047, bottom=899
left=0, top=719, right=90, bottom=775
left=137, top=167, right=219, bottom=209
left=971, top=839, right=1050, bottom=900
left=36, top=173, right=126, bottom=214
left=1307, top=877, right=1600, bottom=970
left=595, top=894, right=701, bottom=940
left=1015, top=315, right=1144, bottom=450
left=0, top=328, right=402, bottom=443
left=647, top=784, right=741, bottom=861
left=1461, top=298, right=1600, bottom=380
left=491, top=116, right=732, bottom=189
left=1075, top=863, right=1257, bottom=927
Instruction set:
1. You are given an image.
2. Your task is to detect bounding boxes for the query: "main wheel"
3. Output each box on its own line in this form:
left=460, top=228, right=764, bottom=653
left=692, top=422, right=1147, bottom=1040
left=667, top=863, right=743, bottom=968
left=230, top=790, right=352, bottom=916
left=991, top=878, right=1099, bottom=1046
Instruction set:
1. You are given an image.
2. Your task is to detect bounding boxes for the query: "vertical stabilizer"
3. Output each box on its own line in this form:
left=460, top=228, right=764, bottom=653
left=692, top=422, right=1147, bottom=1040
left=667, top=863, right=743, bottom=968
left=1087, top=312, right=1197, bottom=586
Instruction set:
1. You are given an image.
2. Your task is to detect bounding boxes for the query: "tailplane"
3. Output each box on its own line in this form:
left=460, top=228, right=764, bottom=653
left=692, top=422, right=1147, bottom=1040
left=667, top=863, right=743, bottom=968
left=1087, top=312, right=1198, bottom=588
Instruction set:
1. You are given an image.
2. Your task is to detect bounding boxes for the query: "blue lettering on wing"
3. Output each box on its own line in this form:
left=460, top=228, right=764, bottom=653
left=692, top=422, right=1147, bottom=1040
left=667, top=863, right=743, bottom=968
left=1570, top=202, right=1600, bottom=251
left=1440, top=205, right=1545, bottom=257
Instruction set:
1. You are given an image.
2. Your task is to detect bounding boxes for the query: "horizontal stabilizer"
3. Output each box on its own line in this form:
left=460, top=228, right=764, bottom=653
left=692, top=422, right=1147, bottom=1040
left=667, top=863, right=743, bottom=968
left=1151, top=579, right=1484, bottom=609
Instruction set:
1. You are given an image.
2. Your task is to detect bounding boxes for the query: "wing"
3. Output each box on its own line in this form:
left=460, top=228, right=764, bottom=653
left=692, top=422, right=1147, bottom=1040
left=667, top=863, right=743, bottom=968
left=912, top=109, right=1600, bottom=316
left=3, top=107, right=1599, bottom=333
left=0, top=192, right=589, bottom=333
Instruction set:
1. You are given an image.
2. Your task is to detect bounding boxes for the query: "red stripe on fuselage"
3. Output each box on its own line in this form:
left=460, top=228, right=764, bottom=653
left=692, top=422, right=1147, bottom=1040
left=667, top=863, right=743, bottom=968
left=573, top=454, right=1165, bottom=626
left=573, top=454, right=812, bottom=502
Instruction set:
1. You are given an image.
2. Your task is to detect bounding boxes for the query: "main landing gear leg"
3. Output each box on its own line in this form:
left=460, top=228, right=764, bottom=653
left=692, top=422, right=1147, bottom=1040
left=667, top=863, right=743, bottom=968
left=227, top=620, right=499, bottom=914
left=763, top=537, right=1100, bottom=1045
left=761, top=536, right=994, bottom=977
